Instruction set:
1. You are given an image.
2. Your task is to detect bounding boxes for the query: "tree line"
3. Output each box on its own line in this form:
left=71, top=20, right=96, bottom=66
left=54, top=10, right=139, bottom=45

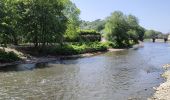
left=0, top=0, right=80, bottom=47
left=1, top=0, right=163, bottom=50
left=81, top=11, right=145, bottom=48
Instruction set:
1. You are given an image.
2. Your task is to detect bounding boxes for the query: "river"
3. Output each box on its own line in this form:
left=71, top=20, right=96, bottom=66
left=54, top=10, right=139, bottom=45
left=0, top=42, right=170, bottom=100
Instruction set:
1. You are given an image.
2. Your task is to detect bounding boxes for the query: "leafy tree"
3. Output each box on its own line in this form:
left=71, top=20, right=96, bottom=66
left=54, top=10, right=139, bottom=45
left=17, top=0, right=68, bottom=47
left=127, top=15, right=145, bottom=42
left=127, top=29, right=138, bottom=43
left=2, top=0, right=22, bottom=45
left=144, top=30, right=162, bottom=39
left=104, top=11, right=130, bottom=48
left=104, top=11, right=145, bottom=48
left=80, top=19, right=106, bottom=33
left=0, top=0, right=8, bottom=47
left=63, top=0, right=80, bottom=40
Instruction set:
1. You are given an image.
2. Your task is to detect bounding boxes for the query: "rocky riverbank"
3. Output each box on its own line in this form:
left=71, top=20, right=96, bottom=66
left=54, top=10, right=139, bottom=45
left=149, top=64, right=170, bottom=100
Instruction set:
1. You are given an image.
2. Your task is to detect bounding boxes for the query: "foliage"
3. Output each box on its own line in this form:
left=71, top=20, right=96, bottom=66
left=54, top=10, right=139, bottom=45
left=0, top=50, right=20, bottom=63
left=0, top=0, right=156, bottom=58
left=79, top=30, right=100, bottom=35
left=127, top=15, right=145, bottom=41
left=1, top=0, right=22, bottom=45
left=104, top=11, right=145, bottom=48
left=101, top=41, right=116, bottom=48
left=0, top=0, right=8, bottom=47
left=80, top=19, right=106, bottom=33
left=25, top=42, right=108, bottom=56
left=63, top=0, right=80, bottom=40
left=144, top=30, right=163, bottom=39
left=104, top=11, right=130, bottom=48
left=65, top=30, right=101, bottom=42
left=79, top=30, right=101, bottom=42
left=53, top=42, right=107, bottom=55
left=0, top=0, right=69, bottom=47
left=19, top=0, right=68, bottom=47
left=102, top=41, right=135, bottom=49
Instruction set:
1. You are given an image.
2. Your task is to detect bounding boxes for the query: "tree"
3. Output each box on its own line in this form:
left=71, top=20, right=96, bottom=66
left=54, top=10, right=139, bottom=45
left=80, top=19, right=106, bottom=33
left=17, top=0, right=68, bottom=47
left=104, top=11, right=130, bottom=48
left=144, top=30, right=162, bottom=39
left=0, top=0, right=8, bottom=47
left=63, top=0, right=80, bottom=40
left=127, top=15, right=145, bottom=42
left=127, top=29, right=139, bottom=43
left=136, top=26, right=145, bottom=41
left=2, top=0, right=23, bottom=45
left=104, top=11, right=145, bottom=48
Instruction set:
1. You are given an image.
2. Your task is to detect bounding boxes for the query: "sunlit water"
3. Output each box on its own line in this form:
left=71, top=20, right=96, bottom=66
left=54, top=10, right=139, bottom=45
left=1, top=42, right=170, bottom=100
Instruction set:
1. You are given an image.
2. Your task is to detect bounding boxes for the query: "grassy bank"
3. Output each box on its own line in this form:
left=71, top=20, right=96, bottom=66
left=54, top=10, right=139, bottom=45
left=16, top=42, right=109, bottom=56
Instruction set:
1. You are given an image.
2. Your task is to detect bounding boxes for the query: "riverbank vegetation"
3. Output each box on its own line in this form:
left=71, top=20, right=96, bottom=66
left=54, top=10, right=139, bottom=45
left=144, top=30, right=168, bottom=40
left=0, top=50, right=20, bottom=63
left=104, top=11, right=145, bottom=48
left=81, top=11, right=145, bottom=48
left=0, top=0, right=146, bottom=63
left=16, top=42, right=108, bottom=56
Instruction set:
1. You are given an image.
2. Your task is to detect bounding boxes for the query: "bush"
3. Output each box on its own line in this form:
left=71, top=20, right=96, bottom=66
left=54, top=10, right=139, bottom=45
left=101, top=41, right=115, bottom=48
left=52, top=42, right=108, bottom=55
left=64, top=30, right=102, bottom=42
left=0, top=50, right=20, bottom=63
left=18, top=42, right=108, bottom=56
left=78, top=30, right=101, bottom=35
left=101, top=41, right=135, bottom=49
left=79, top=30, right=101, bottom=42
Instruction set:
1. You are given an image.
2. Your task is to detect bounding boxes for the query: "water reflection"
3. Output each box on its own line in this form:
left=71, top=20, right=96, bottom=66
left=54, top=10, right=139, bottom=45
left=0, top=59, right=80, bottom=72
left=0, top=63, right=49, bottom=72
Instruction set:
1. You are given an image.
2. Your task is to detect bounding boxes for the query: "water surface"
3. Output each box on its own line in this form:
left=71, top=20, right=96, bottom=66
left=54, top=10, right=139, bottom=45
left=0, top=42, right=170, bottom=100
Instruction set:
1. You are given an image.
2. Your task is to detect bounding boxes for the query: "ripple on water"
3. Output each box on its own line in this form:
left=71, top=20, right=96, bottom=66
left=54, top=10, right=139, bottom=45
left=0, top=42, right=170, bottom=100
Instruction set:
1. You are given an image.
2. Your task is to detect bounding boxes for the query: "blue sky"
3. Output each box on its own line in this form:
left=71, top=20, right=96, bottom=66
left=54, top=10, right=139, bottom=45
left=71, top=0, right=170, bottom=33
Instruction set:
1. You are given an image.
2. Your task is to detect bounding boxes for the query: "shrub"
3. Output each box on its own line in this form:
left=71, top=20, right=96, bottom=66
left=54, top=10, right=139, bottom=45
left=78, top=30, right=100, bottom=35
left=0, top=50, right=20, bottom=63
left=64, top=30, right=102, bottom=42
left=79, top=30, right=101, bottom=42
left=18, top=42, right=108, bottom=56
left=54, top=42, right=108, bottom=55
left=101, top=41, right=115, bottom=48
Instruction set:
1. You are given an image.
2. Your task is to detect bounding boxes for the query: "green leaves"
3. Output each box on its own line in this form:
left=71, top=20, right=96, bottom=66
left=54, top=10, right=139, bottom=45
left=80, top=19, right=106, bottom=33
left=16, top=0, right=68, bottom=46
left=144, top=30, right=163, bottom=39
left=63, top=0, right=80, bottom=40
left=0, top=50, right=20, bottom=63
left=0, top=0, right=75, bottom=47
left=104, top=11, right=145, bottom=48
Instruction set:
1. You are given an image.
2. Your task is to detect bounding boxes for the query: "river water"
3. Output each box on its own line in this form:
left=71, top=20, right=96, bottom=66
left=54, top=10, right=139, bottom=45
left=1, top=42, right=170, bottom=100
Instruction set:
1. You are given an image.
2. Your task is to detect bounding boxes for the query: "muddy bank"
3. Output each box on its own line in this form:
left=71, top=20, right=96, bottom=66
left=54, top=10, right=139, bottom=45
left=149, top=64, right=170, bottom=100
left=0, top=49, right=124, bottom=67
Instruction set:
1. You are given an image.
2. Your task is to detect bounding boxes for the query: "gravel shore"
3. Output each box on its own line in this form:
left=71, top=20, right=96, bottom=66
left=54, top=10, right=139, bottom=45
left=149, top=64, right=170, bottom=100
